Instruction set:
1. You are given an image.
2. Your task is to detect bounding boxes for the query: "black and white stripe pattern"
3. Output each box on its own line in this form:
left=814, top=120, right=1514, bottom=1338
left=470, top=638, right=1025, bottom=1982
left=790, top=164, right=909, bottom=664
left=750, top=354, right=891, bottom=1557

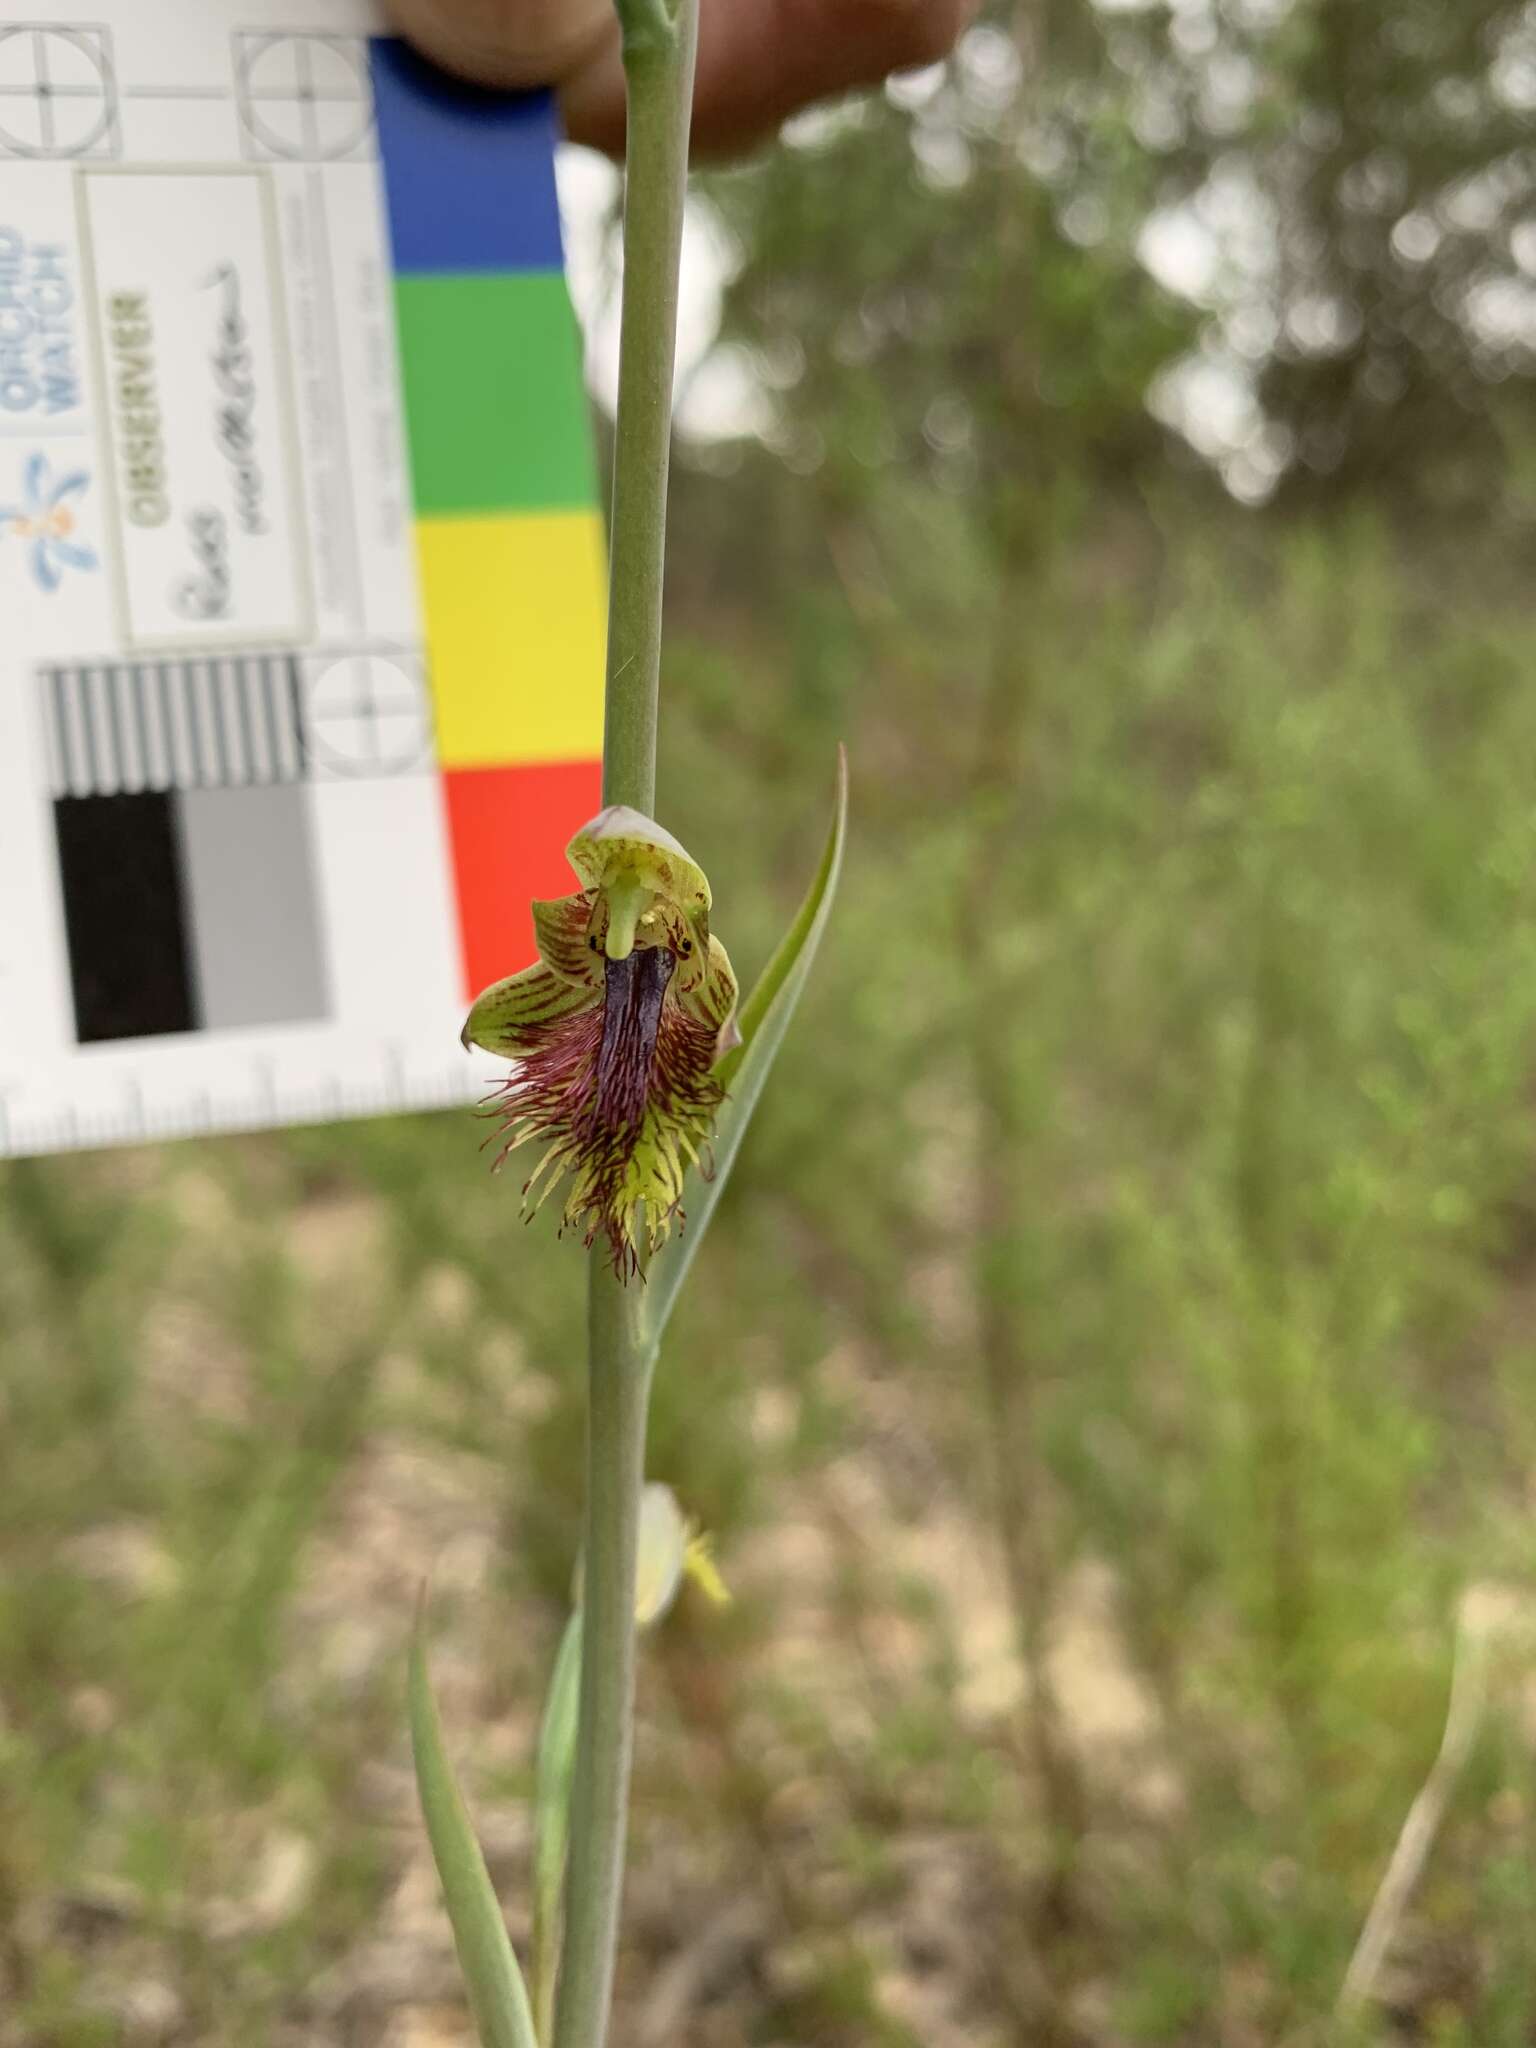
left=40, top=654, right=307, bottom=798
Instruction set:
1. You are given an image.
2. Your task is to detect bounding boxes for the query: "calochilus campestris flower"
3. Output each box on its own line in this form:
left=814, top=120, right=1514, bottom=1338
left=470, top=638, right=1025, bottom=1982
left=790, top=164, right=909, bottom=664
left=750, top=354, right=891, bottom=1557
left=463, top=807, right=740, bottom=1278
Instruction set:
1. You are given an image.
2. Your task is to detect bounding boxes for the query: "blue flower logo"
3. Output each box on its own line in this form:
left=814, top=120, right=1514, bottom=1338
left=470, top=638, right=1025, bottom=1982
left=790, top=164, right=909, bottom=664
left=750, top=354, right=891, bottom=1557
left=1, top=453, right=98, bottom=591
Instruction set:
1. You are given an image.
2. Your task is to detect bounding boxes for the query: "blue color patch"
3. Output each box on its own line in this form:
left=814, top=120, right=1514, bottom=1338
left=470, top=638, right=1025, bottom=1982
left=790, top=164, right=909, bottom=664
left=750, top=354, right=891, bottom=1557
left=368, top=37, right=565, bottom=274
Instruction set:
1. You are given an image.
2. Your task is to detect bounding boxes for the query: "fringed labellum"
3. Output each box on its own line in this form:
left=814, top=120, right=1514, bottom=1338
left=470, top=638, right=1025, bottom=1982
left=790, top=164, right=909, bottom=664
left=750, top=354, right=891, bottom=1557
left=462, top=806, right=740, bottom=1277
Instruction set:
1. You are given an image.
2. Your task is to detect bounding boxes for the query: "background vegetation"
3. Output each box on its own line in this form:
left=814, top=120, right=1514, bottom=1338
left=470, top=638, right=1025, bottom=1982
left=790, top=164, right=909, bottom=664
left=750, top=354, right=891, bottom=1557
left=5, top=2, right=1536, bottom=2042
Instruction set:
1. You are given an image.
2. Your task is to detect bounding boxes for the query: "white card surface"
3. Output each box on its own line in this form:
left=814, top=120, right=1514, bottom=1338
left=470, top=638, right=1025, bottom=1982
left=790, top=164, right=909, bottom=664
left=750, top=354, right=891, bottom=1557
left=0, top=2, right=606, bottom=1156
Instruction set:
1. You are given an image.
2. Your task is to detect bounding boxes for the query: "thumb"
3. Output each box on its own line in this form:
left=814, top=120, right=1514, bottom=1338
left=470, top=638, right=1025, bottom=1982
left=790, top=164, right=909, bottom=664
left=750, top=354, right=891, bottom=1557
left=384, top=0, right=617, bottom=93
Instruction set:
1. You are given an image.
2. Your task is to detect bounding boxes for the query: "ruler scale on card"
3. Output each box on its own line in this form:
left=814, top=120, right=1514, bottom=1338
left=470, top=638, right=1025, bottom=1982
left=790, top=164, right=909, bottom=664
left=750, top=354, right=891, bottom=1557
left=0, top=4, right=605, bottom=1159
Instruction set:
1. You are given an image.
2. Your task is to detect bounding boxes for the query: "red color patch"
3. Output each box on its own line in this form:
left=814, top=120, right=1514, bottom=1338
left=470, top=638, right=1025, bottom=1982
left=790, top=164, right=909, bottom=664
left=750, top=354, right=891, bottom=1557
left=442, top=760, right=602, bottom=1000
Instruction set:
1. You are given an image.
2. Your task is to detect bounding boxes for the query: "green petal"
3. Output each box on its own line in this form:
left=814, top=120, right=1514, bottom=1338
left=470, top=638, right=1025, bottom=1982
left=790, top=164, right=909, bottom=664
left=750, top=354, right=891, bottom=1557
left=531, top=891, right=602, bottom=987
left=675, top=933, right=740, bottom=1045
left=566, top=806, right=712, bottom=924
left=462, top=962, right=595, bottom=1056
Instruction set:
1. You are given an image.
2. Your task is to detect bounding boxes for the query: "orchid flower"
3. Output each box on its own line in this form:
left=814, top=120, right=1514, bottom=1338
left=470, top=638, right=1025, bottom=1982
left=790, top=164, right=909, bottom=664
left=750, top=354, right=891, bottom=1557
left=462, top=807, right=740, bottom=1278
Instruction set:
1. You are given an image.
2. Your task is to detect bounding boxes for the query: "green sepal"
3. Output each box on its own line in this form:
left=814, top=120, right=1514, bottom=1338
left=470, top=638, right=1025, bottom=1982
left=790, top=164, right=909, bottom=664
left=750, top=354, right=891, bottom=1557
left=566, top=805, right=711, bottom=917
left=409, top=1613, right=541, bottom=2048
left=462, top=963, right=593, bottom=1058
left=566, top=804, right=712, bottom=962
left=645, top=747, right=848, bottom=1345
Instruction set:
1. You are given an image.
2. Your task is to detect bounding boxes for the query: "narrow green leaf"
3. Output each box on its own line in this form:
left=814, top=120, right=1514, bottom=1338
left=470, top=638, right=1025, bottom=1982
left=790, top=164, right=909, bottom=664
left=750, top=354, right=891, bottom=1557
left=530, top=1613, right=582, bottom=2047
left=646, top=746, right=848, bottom=1343
left=409, top=1619, right=541, bottom=2048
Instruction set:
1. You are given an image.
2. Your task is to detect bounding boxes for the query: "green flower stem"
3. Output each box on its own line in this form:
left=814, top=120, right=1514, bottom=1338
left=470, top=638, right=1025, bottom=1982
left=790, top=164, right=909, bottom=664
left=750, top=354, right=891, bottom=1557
left=554, top=7, right=697, bottom=2048
left=600, top=0, right=699, bottom=817
left=553, top=1282, right=656, bottom=2048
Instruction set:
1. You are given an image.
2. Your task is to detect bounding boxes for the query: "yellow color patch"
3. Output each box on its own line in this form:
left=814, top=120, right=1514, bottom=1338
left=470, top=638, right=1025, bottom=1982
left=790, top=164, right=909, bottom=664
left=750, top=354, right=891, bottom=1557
left=416, top=511, right=607, bottom=767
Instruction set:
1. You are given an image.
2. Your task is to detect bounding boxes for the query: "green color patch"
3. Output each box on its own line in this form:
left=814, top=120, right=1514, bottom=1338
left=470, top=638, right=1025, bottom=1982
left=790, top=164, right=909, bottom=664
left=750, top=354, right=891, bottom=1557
left=394, top=273, right=598, bottom=515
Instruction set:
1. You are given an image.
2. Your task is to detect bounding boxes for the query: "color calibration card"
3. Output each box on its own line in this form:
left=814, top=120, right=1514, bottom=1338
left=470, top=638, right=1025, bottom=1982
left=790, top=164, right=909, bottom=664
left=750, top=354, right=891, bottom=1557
left=0, top=1, right=606, bottom=1155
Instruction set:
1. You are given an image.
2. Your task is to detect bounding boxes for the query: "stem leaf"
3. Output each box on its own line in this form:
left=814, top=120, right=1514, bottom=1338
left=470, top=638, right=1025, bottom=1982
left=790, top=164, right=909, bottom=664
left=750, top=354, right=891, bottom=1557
left=647, top=745, right=849, bottom=1343
left=531, top=1613, right=582, bottom=2045
left=410, top=1617, right=541, bottom=2048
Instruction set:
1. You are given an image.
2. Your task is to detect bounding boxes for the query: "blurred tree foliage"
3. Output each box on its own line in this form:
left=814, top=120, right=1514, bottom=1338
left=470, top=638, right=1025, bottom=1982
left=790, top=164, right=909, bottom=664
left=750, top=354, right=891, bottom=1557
left=1118, top=0, right=1536, bottom=502
left=699, top=0, right=1536, bottom=513
left=702, top=5, right=1191, bottom=548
